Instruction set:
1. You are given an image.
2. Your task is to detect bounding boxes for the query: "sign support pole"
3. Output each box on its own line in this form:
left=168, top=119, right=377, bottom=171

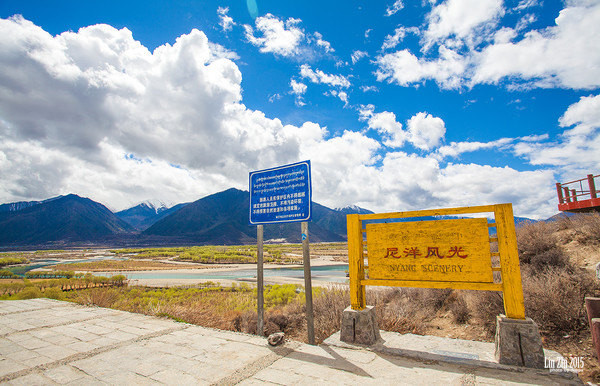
left=257, top=224, right=264, bottom=336
left=302, top=221, right=315, bottom=345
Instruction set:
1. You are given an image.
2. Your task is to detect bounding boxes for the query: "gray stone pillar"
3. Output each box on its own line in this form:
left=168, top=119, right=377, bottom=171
left=495, top=314, right=544, bottom=368
left=340, top=306, right=381, bottom=346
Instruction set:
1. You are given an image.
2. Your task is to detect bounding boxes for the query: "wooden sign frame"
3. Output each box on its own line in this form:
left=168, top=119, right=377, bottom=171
left=347, top=203, right=525, bottom=319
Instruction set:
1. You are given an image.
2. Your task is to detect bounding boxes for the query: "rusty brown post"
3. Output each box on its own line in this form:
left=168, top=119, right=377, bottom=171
left=589, top=174, right=597, bottom=199
left=571, top=189, right=578, bottom=201
left=556, top=183, right=564, bottom=204
left=586, top=297, right=600, bottom=361
left=563, top=187, right=571, bottom=203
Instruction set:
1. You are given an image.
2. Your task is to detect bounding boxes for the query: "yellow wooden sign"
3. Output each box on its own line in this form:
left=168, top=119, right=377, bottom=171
left=347, top=203, right=526, bottom=320
left=367, top=218, right=493, bottom=283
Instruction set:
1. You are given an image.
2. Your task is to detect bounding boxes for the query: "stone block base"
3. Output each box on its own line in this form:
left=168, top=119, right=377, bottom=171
left=495, top=314, right=544, bottom=368
left=340, top=306, right=381, bottom=346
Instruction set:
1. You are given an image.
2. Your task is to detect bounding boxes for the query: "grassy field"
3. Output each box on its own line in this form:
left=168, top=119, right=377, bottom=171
left=110, top=243, right=347, bottom=264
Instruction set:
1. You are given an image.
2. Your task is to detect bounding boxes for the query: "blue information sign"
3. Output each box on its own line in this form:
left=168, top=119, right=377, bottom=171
left=249, top=160, right=312, bottom=225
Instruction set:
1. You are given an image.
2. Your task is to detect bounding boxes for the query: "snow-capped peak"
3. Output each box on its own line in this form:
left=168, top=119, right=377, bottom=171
left=334, top=205, right=373, bottom=214
left=139, top=199, right=170, bottom=213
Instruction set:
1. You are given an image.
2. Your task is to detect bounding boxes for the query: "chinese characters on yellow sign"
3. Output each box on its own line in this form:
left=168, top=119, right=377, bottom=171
left=366, top=218, right=494, bottom=283
left=347, top=204, right=526, bottom=320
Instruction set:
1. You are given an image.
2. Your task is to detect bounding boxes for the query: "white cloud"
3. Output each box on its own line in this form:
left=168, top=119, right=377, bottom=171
left=217, top=7, right=235, bottom=32
left=329, top=90, right=349, bottom=106
left=424, top=0, right=504, bottom=48
left=351, top=50, right=368, bottom=64
left=300, top=64, right=351, bottom=88
left=0, top=16, right=566, bottom=219
left=243, top=14, right=334, bottom=60
left=513, top=94, right=600, bottom=173
left=435, top=138, right=513, bottom=159
left=268, top=93, right=282, bottom=103
left=290, top=79, right=307, bottom=95
left=385, top=0, right=404, bottom=16
left=0, top=16, right=314, bottom=208
left=360, top=85, right=378, bottom=92
left=515, top=13, right=537, bottom=32
left=244, top=14, right=304, bottom=57
left=559, top=94, right=600, bottom=136
left=312, top=32, right=334, bottom=53
left=339, top=151, right=557, bottom=219
left=406, top=112, right=446, bottom=150
left=473, top=1, right=600, bottom=89
left=381, top=26, right=418, bottom=51
left=359, top=106, right=406, bottom=148
left=290, top=79, right=307, bottom=106
left=375, top=46, right=467, bottom=89
left=375, top=1, right=600, bottom=91
left=513, top=0, right=540, bottom=11
left=208, top=42, right=240, bottom=61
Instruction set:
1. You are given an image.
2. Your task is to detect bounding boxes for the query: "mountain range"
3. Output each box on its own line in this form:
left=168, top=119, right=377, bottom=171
left=0, top=188, right=538, bottom=248
left=0, top=189, right=374, bottom=247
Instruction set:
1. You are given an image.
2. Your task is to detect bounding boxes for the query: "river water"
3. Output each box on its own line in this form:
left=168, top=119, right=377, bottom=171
left=94, top=264, right=349, bottom=284
left=11, top=256, right=349, bottom=284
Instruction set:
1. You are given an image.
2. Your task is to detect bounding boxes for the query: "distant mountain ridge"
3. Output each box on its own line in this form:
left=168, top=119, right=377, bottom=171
left=0, top=194, right=133, bottom=246
left=0, top=189, right=544, bottom=247
left=143, top=188, right=346, bottom=244
left=0, top=196, right=63, bottom=213
left=116, top=201, right=188, bottom=231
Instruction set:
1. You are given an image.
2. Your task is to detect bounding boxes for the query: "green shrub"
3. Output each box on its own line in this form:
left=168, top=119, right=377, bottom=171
left=264, top=285, right=300, bottom=308
left=0, top=269, right=17, bottom=278
left=43, top=287, right=66, bottom=300
left=14, top=286, right=42, bottom=300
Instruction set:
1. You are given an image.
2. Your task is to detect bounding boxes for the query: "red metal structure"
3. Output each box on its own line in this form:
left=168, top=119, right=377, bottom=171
left=556, top=174, right=600, bottom=212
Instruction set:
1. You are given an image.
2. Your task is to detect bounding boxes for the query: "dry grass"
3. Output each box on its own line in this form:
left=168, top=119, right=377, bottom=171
left=51, top=260, right=201, bottom=272
left=516, top=221, right=569, bottom=271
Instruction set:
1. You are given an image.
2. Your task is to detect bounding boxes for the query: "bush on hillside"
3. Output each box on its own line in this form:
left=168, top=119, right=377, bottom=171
left=522, top=266, right=598, bottom=336
left=573, top=213, right=600, bottom=245
left=516, top=221, right=569, bottom=271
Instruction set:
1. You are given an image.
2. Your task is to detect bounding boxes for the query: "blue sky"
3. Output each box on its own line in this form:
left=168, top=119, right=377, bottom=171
left=0, top=0, right=598, bottom=218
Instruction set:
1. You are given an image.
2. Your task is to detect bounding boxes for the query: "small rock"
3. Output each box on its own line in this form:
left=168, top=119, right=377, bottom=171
left=267, top=332, right=285, bottom=346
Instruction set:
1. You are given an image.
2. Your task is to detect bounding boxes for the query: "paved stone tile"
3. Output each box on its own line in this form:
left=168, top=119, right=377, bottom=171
left=237, top=379, right=281, bottom=386
left=250, top=367, right=306, bottom=384
left=0, top=357, right=27, bottom=378
left=16, top=337, right=53, bottom=350
left=151, top=368, right=204, bottom=384
left=4, top=332, right=33, bottom=344
left=70, top=357, right=122, bottom=379
left=101, top=330, right=137, bottom=342
left=104, top=371, right=162, bottom=385
left=87, top=336, right=119, bottom=347
left=0, top=339, right=23, bottom=355
left=4, top=372, right=57, bottom=385
left=43, top=333, right=79, bottom=346
left=34, top=344, right=78, bottom=361
left=43, top=365, right=88, bottom=384
left=17, top=353, right=54, bottom=368
left=65, top=341, right=100, bottom=353
left=0, top=299, right=580, bottom=386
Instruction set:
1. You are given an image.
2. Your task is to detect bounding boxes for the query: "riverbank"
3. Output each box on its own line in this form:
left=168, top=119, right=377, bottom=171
left=98, top=256, right=349, bottom=288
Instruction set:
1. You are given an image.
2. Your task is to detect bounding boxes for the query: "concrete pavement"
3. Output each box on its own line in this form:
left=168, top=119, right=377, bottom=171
left=0, top=299, right=581, bottom=385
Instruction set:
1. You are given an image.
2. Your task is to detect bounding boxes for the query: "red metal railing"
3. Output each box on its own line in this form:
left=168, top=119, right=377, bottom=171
left=556, top=174, right=600, bottom=212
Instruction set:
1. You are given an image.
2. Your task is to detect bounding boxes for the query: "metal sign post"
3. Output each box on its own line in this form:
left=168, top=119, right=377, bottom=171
left=249, top=160, right=314, bottom=344
left=257, top=225, right=264, bottom=336
left=302, top=221, right=315, bottom=345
